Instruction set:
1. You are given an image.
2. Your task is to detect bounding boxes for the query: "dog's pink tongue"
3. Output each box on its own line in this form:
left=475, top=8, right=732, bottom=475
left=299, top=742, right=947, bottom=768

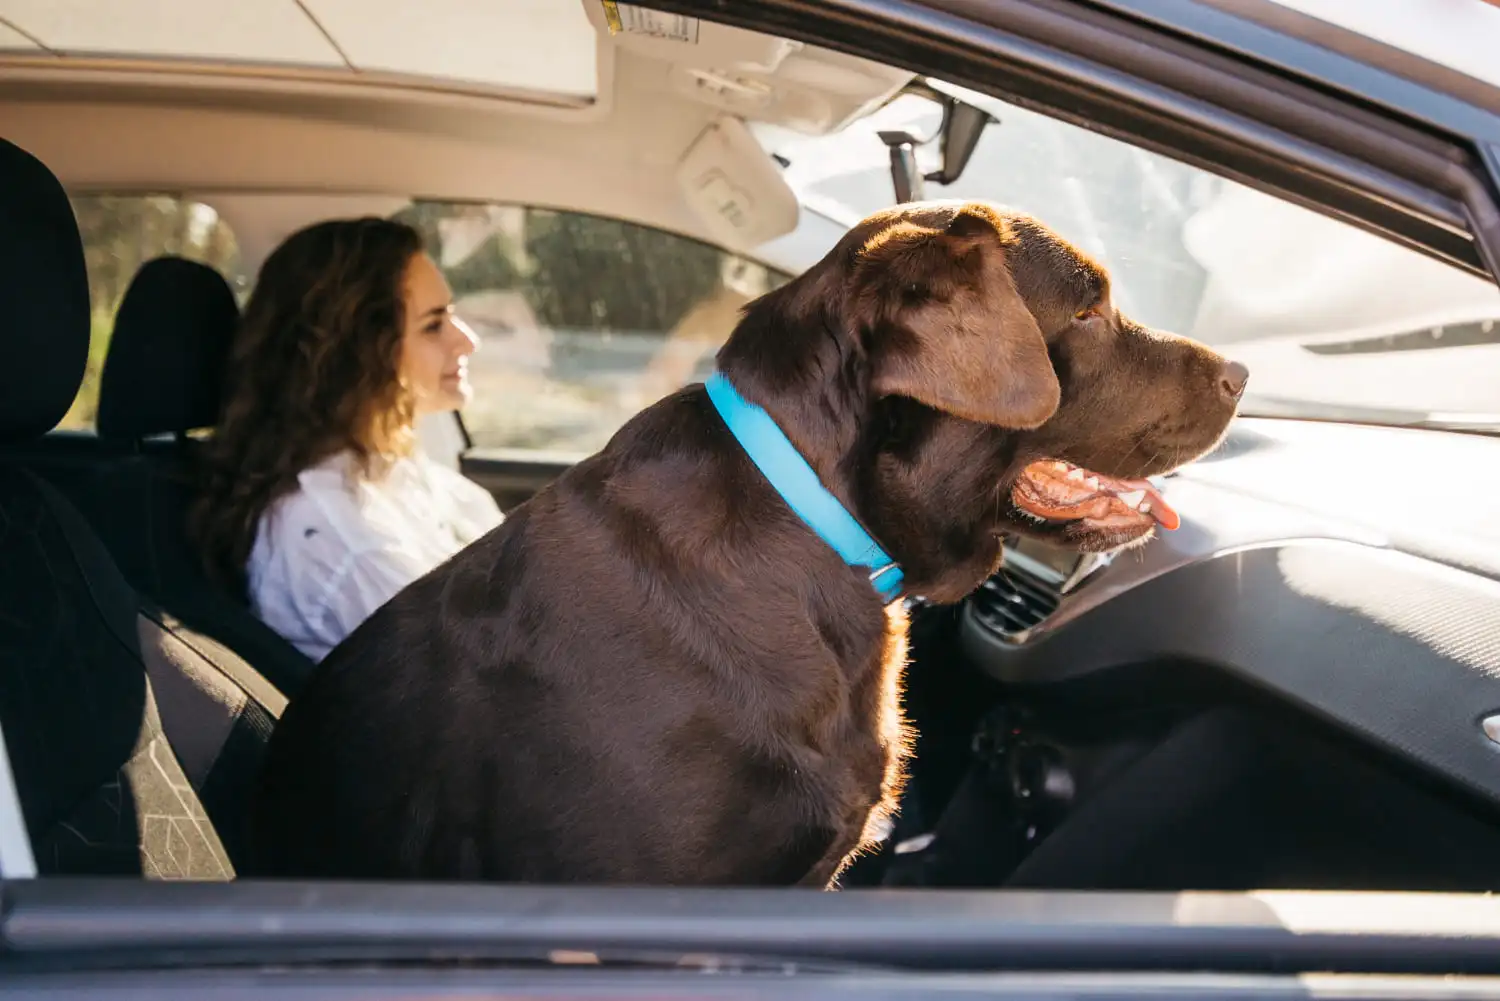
left=1118, top=478, right=1180, bottom=531
left=1013, top=461, right=1181, bottom=531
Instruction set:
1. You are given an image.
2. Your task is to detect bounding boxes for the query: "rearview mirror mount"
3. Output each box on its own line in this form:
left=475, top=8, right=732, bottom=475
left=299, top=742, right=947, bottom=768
left=877, top=130, right=927, bottom=204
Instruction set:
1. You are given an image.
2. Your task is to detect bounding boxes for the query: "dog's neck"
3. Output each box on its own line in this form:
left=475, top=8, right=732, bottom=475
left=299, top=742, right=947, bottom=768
left=716, top=284, right=872, bottom=524
left=704, top=372, right=903, bottom=602
left=721, top=350, right=1011, bottom=608
left=713, top=356, right=1011, bottom=604
left=716, top=276, right=1018, bottom=604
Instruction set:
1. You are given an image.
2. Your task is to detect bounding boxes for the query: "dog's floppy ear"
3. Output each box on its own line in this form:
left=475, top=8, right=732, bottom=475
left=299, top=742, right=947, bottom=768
left=868, top=205, right=1060, bottom=429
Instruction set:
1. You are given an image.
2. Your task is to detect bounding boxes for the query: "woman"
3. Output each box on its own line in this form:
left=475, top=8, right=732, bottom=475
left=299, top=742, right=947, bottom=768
left=193, top=217, right=503, bottom=662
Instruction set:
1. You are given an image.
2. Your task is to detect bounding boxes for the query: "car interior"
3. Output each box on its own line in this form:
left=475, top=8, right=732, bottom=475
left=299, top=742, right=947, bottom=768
left=2, top=0, right=1500, bottom=896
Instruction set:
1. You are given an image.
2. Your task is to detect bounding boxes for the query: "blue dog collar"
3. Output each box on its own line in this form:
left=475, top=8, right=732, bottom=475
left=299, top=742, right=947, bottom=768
left=705, top=371, right=904, bottom=604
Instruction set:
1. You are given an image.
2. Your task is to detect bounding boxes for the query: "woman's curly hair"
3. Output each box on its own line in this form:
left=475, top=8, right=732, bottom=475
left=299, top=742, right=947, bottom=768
left=192, top=216, right=426, bottom=592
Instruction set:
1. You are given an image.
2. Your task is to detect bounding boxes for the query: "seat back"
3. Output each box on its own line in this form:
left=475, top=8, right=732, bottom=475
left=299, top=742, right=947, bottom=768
left=31, top=255, right=315, bottom=698
left=97, top=254, right=237, bottom=444
left=0, top=137, right=279, bottom=876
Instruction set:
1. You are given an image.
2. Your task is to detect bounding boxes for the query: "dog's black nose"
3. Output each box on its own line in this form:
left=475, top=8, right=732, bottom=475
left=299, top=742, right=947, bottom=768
left=1218, top=360, right=1249, bottom=401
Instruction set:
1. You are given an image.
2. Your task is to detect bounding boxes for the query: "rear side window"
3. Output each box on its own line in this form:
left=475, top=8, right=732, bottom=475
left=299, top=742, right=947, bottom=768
left=63, top=195, right=246, bottom=432
left=392, top=202, right=792, bottom=459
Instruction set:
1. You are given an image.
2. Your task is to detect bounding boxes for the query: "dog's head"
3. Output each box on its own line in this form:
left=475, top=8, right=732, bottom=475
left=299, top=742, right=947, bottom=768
left=717, top=200, right=1244, bottom=602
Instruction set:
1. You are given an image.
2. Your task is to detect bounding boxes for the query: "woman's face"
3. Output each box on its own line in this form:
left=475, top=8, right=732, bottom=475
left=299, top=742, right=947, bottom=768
left=400, top=252, right=480, bottom=415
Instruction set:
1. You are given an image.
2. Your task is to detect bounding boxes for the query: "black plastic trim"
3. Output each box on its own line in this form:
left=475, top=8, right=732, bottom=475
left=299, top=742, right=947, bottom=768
left=962, top=540, right=1500, bottom=810
left=6, top=879, right=1500, bottom=975
left=459, top=449, right=573, bottom=503
left=7, top=968, right=1500, bottom=1001
left=1083, top=0, right=1500, bottom=140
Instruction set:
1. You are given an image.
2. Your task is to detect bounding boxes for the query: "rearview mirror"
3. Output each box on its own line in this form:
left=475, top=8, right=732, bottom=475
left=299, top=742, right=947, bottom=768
left=926, top=96, right=999, bottom=187
left=878, top=87, right=999, bottom=203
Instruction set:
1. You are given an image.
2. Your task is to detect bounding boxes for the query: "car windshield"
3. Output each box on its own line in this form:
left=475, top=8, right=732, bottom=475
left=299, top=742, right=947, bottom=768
left=752, top=84, right=1500, bottom=429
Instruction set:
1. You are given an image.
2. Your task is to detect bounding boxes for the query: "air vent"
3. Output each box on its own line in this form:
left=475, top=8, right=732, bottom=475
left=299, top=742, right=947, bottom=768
left=970, top=551, right=1063, bottom=642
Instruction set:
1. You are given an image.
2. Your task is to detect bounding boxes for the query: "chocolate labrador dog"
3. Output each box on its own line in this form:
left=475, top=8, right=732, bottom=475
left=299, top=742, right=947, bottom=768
left=251, top=200, right=1245, bottom=886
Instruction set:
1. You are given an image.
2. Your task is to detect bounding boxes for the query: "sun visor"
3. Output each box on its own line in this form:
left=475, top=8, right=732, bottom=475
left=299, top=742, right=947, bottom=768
left=676, top=115, right=800, bottom=252
left=583, top=1, right=913, bottom=135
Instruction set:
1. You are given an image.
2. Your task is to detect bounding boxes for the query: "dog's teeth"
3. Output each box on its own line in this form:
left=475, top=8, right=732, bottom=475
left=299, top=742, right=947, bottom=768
left=1066, top=467, right=1087, bottom=482
left=1118, top=489, right=1147, bottom=509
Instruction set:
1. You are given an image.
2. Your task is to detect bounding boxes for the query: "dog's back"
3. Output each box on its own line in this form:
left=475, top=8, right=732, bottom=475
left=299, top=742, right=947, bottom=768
left=250, top=386, right=905, bottom=884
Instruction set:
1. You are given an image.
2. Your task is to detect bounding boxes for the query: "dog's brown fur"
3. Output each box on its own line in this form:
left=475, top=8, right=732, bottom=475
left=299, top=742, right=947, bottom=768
left=250, top=201, right=1242, bottom=886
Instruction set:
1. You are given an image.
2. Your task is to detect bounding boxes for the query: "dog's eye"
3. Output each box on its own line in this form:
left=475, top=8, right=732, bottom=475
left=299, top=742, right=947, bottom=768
left=905, top=283, right=929, bottom=301
left=1074, top=305, right=1102, bottom=321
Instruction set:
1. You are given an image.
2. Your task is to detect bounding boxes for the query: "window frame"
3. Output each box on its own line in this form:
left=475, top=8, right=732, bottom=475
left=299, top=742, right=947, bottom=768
left=8, top=0, right=1500, bottom=984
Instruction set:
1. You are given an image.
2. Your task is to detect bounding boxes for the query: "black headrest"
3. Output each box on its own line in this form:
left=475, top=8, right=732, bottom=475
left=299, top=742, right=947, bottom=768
left=0, top=139, right=90, bottom=443
left=97, top=256, right=238, bottom=441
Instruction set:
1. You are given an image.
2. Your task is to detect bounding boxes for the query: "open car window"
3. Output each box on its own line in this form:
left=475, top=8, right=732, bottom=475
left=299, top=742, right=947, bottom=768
left=754, top=85, right=1500, bottom=426
left=4, top=1, right=1500, bottom=991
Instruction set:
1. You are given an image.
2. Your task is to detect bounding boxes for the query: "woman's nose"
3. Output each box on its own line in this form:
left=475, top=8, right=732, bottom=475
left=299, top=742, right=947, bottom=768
left=450, top=315, right=480, bottom=354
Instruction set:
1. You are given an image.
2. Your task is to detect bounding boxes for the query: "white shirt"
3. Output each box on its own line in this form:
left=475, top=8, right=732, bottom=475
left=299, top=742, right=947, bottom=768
left=247, top=449, right=504, bottom=662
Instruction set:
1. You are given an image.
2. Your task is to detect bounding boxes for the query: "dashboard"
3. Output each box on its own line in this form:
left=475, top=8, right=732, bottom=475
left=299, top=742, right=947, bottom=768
left=961, top=417, right=1500, bottom=807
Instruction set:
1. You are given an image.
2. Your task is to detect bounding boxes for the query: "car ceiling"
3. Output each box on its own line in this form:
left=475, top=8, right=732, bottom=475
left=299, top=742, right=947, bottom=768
left=0, top=0, right=602, bottom=102
left=0, top=0, right=914, bottom=266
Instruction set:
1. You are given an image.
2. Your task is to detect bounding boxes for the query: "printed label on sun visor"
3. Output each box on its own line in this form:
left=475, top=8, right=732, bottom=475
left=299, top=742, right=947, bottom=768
left=601, top=2, right=700, bottom=43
